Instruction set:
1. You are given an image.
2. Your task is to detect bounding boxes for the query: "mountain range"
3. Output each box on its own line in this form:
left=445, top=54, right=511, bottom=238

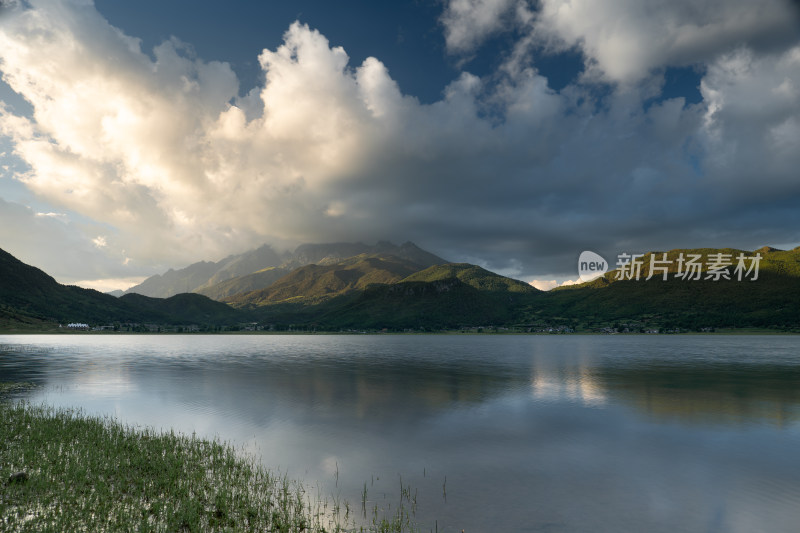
left=122, top=241, right=445, bottom=299
left=0, top=247, right=239, bottom=330
left=1, top=242, right=799, bottom=332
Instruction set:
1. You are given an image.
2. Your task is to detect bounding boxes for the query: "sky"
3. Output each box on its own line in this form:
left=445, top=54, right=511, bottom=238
left=1, top=0, right=799, bottom=292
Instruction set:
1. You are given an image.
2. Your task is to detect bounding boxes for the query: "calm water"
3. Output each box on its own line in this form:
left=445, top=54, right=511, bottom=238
left=1, top=334, right=800, bottom=532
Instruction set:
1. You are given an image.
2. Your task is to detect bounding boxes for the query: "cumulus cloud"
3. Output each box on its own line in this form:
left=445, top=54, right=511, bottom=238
left=441, top=0, right=518, bottom=54
left=700, top=45, right=800, bottom=197
left=0, top=0, right=799, bottom=285
left=534, top=0, right=800, bottom=84
left=441, top=0, right=800, bottom=84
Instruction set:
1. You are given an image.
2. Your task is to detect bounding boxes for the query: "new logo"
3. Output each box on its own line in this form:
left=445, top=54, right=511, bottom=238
left=578, top=251, right=608, bottom=282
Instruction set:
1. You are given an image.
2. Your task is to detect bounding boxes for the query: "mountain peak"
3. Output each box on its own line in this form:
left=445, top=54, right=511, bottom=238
left=124, top=241, right=447, bottom=299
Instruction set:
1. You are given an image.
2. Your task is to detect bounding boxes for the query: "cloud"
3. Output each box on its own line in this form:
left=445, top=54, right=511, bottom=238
left=441, top=0, right=800, bottom=84
left=534, top=0, right=800, bottom=84
left=35, top=211, right=68, bottom=222
left=441, top=0, right=518, bottom=54
left=0, top=0, right=242, bottom=263
left=0, top=0, right=799, bottom=284
left=530, top=279, right=557, bottom=291
left=0, top=197, right=143, bottom=285
left=529, top=279, right=580, bottom=291
left=699, top=45, right=800, bottom=198
left=72, top=277, right=146, bottom=293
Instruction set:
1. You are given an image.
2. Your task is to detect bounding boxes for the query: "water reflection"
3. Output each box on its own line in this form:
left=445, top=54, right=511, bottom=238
left=3, top=334, right=800, bottom=428
left=1, top=334, right=800, bottom=532
left=530, top=359, right=607, bottom=407
left=599, top=363, right=800, bottom=427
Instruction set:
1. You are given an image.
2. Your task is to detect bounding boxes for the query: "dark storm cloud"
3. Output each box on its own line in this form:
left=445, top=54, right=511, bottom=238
left=0, top=0, right=798, bottom=288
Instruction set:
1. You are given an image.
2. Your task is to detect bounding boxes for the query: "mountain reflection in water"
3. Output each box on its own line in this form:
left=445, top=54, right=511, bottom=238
left=1, top=334, right=799, bottom=533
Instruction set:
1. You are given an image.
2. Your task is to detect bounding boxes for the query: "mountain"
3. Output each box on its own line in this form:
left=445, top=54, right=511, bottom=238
left=0, top=247, right=71, bottom=328
left=315, top=266, right=539, bottom=329
left=283, top=241, right=446, bottom=269
left=224, top=258, right=540, bottom=329
left=126, top=241, right=446, bottom=299
left=538, top=246, right=800, bottom=330
left=273, top=246, right=800, bottom=331
left=3, top=243, right=798, bottom=332
left=115, top=293, right=243, bottom=325
left=320, top=279, right=518, bottom=329
left=125, top=244, right=284, bottom=298
left=194, top=267, right=291, bottom=300
left=225, top=254, right=426, bottom=307
left=402, top=263, right=537, bottom=293
left=126, top=260, right=220, bottom=298
left=193, top=244, right=283, bottom=291
left=0, top=248, right=241, bottom=327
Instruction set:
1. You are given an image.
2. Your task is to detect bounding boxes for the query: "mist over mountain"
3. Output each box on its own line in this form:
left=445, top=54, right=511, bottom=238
left=194, top=267, right=291, bottom=301
left=124, top=241, right=447, bottom=299
left=224, top=255, right=430, bottom=308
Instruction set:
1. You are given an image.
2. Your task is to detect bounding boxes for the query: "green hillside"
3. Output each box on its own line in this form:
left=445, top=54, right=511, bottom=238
left=237, top=262, right=541, bottom=329
left=0, top=248, right=241, bottom=327
left=225, top=255, right=423, bottom=307
left=540, top=246, right=800, bottom=329
left=402, top=263, right=537, bottom=293
left=0, top=304, right=54, bottom=331
left=195, top=267, right=290, bottom=300
left=564, top=246, right=798, bottom=289
left=318, top=278, right=531, bottom=329
left=284, top=241, right=446, bottom=269
left=126, top=241, right=445, bottom=299
left=117, top=293, right=242, bottom=325
left=2, top=244, right=799, bottom=332
left=0, top=247, right=131, bottom=324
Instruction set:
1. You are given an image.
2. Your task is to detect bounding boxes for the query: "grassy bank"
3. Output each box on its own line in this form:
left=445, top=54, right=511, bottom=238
left=1, top=399, right=420, bottom=532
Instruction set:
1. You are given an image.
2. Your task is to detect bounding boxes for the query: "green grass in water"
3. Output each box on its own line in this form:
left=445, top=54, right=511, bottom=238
left=0, top=399, right=421, bottom=532
left=0, top=382, right=36, bottom=395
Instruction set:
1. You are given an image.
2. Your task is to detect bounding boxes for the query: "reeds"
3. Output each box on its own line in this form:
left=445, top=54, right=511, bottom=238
left=1, top=400, right=423, bottom=532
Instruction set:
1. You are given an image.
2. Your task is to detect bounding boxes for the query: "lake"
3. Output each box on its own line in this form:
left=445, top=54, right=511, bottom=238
left=1, top=334, right=799, bottom=532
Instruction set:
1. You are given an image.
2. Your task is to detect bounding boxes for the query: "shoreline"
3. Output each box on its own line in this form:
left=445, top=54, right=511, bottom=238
left=0, top=327, right=797, bottom=335
left=1, top=396, right=422, bottom=532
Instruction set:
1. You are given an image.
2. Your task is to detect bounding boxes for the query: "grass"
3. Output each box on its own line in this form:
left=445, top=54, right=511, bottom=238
left=0, top=397, right=423, bottom=532
left=0, top=382, right=37, bottom=395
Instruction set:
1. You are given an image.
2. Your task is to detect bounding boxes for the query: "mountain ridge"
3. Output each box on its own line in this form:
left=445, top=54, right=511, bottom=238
left=124, top=241, right=447, bottom=299
left=224, top=254, right=428, bottom=307
left=0, top=248, right=240, bottom=327
left=1, top=244, right=798, bottom=332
